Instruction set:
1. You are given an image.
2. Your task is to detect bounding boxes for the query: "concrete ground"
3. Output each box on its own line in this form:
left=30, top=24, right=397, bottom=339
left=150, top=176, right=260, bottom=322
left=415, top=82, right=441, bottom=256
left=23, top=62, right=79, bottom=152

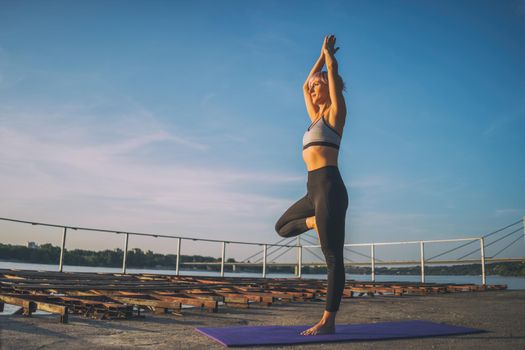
left=1, top=290, right=524, bottom=350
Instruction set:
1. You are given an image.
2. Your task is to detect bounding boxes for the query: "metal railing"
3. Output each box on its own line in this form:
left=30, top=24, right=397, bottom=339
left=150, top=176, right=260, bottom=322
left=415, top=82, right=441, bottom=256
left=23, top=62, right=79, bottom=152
left=1, top=216, right=524, bottom=285
left=0, top=217, right=297, bottom=277
left=303, top=237, right=488, bottom=284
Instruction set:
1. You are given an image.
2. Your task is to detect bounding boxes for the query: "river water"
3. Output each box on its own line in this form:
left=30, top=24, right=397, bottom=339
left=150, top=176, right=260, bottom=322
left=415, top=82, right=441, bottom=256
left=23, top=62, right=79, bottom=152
left=2, top=261, right=524, bottom=290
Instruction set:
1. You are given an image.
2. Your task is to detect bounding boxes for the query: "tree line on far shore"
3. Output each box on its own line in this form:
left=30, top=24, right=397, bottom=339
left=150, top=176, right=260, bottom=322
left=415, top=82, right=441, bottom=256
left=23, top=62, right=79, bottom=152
left=0, top=243, right=524, bottom=276
left=0, top=243, right=233, bottom=270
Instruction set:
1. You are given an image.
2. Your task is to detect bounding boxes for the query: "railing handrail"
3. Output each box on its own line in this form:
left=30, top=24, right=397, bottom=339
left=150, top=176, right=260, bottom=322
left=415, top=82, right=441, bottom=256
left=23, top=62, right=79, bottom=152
left=180, top=256, right=525, bottom=265
left=0, top=217, right=488, bottom=249
left=302, top=237, right=481, bottom=249
left=0, top=216, right=296, bottom=248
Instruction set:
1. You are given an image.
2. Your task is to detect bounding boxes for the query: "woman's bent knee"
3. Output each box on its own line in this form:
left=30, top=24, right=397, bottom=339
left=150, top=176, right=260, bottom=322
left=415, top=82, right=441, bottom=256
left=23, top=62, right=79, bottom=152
left=275, top=219, right=309, bottom=238
left=275, top=221, right=289, bottom=237
left=274, top=220, right=284, bottom=235
left=275, top=225, right=291, bottom=238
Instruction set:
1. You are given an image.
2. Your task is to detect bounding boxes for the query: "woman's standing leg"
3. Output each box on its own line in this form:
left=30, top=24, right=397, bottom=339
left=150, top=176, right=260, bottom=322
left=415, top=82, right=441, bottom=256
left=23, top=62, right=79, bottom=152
left=301, top=169, right=348, bottom=335
left=310, top=173, right=348, bottom=312
left=317, top=196, right=347, bottom=313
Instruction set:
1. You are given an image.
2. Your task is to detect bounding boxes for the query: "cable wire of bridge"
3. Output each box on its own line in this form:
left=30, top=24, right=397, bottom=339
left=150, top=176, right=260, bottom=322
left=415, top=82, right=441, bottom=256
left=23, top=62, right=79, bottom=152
left=458, top=225, right=524, bottom=260
left=270, top=243, right=297, bottom=263
left=427, top=219, right=524, bottom=261
left=301, top=231, right=387, bottom=263
left=296, top=236, right=346, bottom=261
left=299, top=234, right=333, bottom=263
left=240, top=236, right=291, bottom=263
left=490, top=234, right=525, bottom=259
left=252, top=237, right=297, bottom=264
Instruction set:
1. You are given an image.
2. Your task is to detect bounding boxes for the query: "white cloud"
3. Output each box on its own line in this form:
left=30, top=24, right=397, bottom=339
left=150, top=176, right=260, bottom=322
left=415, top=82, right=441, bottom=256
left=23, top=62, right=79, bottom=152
left=494, top=208, right=523, bottom=217
left=483, top=114, right=524, bottom=137
left=0, top=108, right=302, bottom=254
left=351, top=175, right=390, bottom=189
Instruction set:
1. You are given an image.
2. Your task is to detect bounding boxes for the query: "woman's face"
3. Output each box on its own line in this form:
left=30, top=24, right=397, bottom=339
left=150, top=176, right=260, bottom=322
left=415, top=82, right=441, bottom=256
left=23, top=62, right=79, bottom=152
left=309, top=79, right=329, bottom=105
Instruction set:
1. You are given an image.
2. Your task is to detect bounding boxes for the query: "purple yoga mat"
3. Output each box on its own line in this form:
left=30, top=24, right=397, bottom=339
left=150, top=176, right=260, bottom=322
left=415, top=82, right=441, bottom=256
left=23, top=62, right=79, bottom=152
left=195, top=320, right=484, bottom=347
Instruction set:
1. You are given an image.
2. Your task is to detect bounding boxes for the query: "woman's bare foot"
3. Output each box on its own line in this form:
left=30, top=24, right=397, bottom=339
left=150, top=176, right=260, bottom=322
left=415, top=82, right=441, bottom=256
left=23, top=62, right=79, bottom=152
left=300, top=310, right=337, bottom=336
left=300, top=320, right=335, bottom=336
left=305, top=216, right=320, bottom=242
left=305, top=216, right=317, bottom=230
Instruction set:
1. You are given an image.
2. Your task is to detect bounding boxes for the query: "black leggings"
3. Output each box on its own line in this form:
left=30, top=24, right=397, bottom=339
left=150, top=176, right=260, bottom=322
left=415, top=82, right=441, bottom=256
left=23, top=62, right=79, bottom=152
left=275, top=165, right=348, bottom=312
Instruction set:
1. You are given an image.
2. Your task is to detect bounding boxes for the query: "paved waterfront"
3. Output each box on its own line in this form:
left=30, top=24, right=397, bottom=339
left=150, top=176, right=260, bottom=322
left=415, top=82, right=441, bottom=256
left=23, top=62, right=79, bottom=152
left=1, top=290, right=524, bottom=349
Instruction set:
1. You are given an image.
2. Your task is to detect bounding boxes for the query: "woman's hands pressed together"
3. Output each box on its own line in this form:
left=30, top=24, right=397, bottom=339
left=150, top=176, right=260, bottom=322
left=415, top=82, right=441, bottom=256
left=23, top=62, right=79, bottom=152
left=322, top=34, right=339, bottom=57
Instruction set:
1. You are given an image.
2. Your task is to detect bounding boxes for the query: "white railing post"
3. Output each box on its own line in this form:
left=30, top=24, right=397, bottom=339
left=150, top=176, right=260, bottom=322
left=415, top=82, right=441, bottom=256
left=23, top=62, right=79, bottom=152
left=480, top=238, right=486, bottom=285
left=262, top=244, right=267, bottom=278
left=176, top=237, right=181, bottom=276
left=371, top=244, right=375, bottom=282
left=296, top=237, right=301, bottom=277
left=420, top=241, right=425, bottom=283
left=297, top=245, right=302, bottom=278
left=122, top=233, right=129, bottom=274
left=220, top=241, right=226, bottom=277
left=58, top=227, right=67, bottom=272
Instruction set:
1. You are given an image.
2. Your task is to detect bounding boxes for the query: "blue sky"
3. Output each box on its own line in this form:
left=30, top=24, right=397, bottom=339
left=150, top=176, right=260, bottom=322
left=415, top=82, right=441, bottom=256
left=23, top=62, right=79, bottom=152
left=1, top=0, right=524, bottom=262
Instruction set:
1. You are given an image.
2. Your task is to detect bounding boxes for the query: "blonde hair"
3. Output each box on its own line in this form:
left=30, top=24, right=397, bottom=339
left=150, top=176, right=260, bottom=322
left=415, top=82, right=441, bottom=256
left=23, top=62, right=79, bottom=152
left=307, top=71, right=346, bottom=93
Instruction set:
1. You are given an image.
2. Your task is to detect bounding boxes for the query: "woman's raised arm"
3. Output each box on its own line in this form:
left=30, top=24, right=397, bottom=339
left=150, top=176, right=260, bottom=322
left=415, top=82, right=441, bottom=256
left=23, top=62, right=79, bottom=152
left=323, top=35, right=346, bottom=123
left=303, top=52, right=325, bottom=121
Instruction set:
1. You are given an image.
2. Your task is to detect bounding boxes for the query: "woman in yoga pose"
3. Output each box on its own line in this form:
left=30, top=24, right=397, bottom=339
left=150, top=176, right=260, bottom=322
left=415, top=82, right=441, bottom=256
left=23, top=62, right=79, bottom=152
left=275, top=34, right=348, bottom=336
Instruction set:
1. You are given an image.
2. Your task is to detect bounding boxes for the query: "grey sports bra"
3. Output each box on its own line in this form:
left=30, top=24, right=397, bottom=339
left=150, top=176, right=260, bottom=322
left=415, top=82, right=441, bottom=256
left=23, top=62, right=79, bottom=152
left=302, top=116, right=342, bottom=150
